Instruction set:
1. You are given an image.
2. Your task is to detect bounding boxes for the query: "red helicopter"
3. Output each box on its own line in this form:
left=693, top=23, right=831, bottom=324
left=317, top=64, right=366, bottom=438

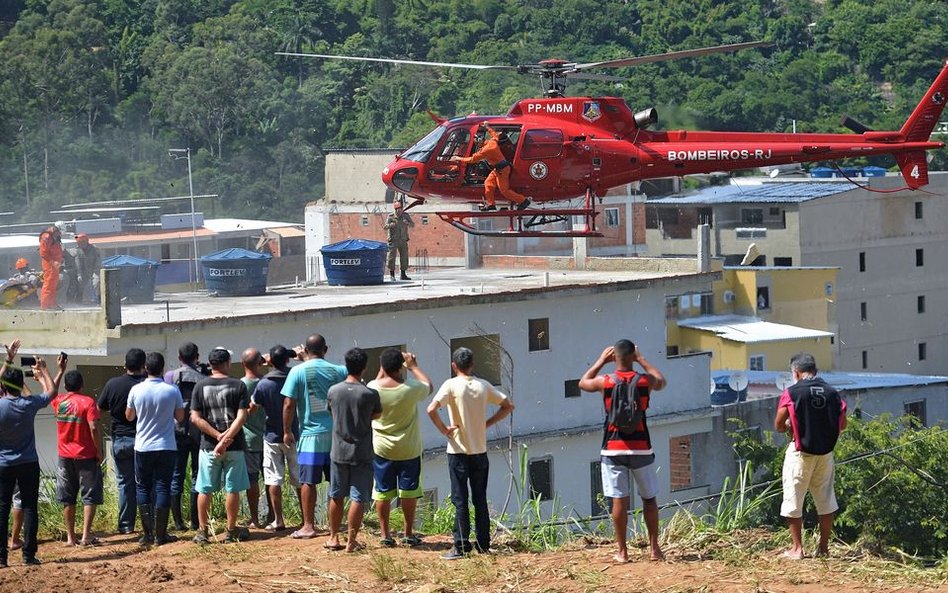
left=279, top=43, right=948, bottom=237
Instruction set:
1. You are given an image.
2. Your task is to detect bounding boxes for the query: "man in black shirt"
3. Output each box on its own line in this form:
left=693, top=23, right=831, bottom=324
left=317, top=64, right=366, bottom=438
left=97, top=348, right=146, bottom=534
left=190, top=348, right=250, bottom=544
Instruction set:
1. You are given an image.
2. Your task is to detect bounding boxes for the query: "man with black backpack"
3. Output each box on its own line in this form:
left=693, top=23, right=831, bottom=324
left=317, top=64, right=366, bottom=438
left=579, top=339, right=666, bottom=563
left=164, top=342, right=209, bottom=531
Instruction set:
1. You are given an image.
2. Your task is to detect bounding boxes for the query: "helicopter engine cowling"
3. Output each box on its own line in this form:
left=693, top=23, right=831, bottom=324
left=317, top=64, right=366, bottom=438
left=634, top=107, right=658, bottom=130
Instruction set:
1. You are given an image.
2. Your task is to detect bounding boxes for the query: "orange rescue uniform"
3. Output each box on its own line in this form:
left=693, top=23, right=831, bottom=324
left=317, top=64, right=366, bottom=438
left=38, top=227, right=63, bottom=309
left=457, top=128, right=527, bottom=207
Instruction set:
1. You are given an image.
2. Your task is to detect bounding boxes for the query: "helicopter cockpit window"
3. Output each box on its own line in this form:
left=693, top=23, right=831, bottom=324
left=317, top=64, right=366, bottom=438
left=435, top=128, right=471, bottom=161
left=520, top=129, right=564, bottom=160
left=401, top=125, right=447, bottom=163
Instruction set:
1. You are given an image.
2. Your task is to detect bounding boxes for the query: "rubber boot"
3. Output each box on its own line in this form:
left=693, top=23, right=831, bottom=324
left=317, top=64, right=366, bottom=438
left=154, top=506, right=178, bottom=545
left=400, top=271, right=411, bottom=280
left=189, top=491, right=200, bottom=530
left=138, top=505, right=155, bottom=546
left=171, top=495, right=186, bottom=531
left=390, top=270, right=396, bottom=281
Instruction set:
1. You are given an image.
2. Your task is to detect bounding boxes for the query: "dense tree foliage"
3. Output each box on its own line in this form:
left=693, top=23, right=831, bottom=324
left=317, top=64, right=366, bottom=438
left=0, top=0, right=946, bottom=222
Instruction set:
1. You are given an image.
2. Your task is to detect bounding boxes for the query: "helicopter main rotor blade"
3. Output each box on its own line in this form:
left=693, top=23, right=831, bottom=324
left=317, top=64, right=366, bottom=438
left=275, top=51, right=519, bottom=72
left=573, top=40, right=772, bottom=71
left=563, top=72, right=624, bottom=82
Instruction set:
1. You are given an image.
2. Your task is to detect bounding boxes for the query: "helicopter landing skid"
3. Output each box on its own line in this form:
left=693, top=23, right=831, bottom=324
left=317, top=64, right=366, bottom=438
left=436, top=204, right=602, bottom=238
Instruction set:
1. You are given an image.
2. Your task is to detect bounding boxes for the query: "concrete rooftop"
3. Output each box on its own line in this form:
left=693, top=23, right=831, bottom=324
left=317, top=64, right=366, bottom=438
left=120, top=264, right=702, bottom=328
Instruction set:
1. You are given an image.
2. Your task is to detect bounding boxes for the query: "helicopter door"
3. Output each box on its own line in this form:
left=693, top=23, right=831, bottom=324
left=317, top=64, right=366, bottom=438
left=517, top=128, right=564, bottom=190
left=426, top=127, right=470, bottom=183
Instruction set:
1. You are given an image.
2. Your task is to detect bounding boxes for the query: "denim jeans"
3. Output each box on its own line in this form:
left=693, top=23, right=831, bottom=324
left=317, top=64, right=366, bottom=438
left=448, top=453, right=490, bottom=553
left=171, top=439, right=199, bottom=496
left=112, top=435, right=137, bottom=531
left=0, top=462, right=40, bottom=561
left=135, top=450, right=177, bottom=509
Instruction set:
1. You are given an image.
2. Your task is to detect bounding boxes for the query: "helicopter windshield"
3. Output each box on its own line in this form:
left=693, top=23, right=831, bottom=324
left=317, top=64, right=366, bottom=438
left=401, top=126, right=446, bottom=163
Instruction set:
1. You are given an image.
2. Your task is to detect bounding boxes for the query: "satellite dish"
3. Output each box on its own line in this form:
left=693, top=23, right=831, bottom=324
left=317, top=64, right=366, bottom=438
left=775, top=372, right=794, bottom=391
left=728, top=371, right=748, bottom=392
left=709, top=378, right=718, bottom=396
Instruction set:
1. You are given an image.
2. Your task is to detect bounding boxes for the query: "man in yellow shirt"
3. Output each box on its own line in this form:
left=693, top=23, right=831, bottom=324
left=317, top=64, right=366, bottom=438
left=368, top=349, right=432, bottom=547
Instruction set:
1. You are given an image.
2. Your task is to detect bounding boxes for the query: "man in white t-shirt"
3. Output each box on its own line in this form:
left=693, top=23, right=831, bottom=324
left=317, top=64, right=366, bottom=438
left=427, top=347, right=513, bottom=560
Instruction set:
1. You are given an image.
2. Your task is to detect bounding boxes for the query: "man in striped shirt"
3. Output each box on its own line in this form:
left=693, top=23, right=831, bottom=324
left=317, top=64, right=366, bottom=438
left=580, top=339, right=666, bottom=563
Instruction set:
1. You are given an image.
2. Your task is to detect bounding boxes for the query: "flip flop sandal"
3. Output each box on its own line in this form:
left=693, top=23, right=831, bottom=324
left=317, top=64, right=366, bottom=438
left=401, top=535, right=423, bottom=546
left=379, top=538, right=396, bottom=547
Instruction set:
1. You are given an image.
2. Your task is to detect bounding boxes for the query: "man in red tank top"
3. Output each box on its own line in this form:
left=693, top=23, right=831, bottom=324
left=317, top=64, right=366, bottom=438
left=580, top=339, right=666, bottom=563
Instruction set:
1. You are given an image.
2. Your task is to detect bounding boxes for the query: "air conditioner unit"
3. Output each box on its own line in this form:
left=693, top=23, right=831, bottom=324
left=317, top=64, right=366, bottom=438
left=723, top=290, right=736, bottom=303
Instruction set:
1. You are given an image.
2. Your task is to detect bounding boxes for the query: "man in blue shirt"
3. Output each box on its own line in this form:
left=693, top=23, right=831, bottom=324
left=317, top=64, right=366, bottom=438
left=280, top=334, right=346, bottom=539
left=126, top=352, right=185, bottom=546
left=0, top=340, right=66, bottom=567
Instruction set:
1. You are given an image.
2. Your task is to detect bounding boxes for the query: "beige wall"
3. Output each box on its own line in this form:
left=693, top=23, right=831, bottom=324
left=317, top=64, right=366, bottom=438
left=325, top=152, right=398, bottom=203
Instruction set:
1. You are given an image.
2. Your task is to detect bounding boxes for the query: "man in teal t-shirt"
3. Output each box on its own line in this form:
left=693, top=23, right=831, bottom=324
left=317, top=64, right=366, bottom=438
left=280, top=334, right=346, bottom=539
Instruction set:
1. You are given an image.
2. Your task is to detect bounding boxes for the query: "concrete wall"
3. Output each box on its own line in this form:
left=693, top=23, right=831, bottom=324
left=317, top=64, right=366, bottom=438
left=799, top=174, right=948, bottom=374
left=325, top=152, right=397, bottom=203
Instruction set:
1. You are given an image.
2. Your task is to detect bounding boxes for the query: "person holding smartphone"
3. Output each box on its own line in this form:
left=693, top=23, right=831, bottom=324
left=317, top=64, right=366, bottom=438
left=0, top=340, right=66, bottom=566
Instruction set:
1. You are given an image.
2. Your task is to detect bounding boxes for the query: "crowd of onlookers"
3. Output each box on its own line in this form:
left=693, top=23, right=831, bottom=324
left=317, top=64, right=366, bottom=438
left=0, top=333, right=846, bottom=567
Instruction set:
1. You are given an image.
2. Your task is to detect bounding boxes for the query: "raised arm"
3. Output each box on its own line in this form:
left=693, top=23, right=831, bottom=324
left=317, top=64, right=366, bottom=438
left=1, top=339, right=21, bottom=376
left=578, top=346, right=614, bottom=393
left=633, top=347, right=666, bottom=391
left=403, top=353, right=433, bottom=394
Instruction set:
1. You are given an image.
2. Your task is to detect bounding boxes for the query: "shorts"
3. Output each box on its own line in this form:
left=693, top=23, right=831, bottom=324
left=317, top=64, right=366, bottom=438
left=297, top=434, right=331, bottom=486
left=780, top=446, right=838, bottom=518
left=600, top=454, right=658, bottom=500
left=245, top=449, right=263, bottom=482
left=56, top=457, right=104, bottom=506
left=372, top=455, right=423, bottom=501
left=263, top=441, right=300, bottom=487
left=195, top=449, right=251, bottom=494
left=328, top=460, right=373, bottom=502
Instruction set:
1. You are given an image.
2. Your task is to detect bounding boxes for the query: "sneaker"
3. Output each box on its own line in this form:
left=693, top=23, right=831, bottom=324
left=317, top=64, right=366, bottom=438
left=224, top=527, right=250, bottom=543
left=516, top=198, right=532, bottom=210
left=478, top=204, right=497, bottom=211
left=440, top=548, right=466, bottom=560
left=192, top=530, right=210, bottom=545
left=23, top=557, right=41, bottom=566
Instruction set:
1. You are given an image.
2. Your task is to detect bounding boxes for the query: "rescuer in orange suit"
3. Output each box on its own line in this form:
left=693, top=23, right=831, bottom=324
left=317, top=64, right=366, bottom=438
left=38, top=225, right=63, bottom=309
left=451, top=124, right=531, bottom=211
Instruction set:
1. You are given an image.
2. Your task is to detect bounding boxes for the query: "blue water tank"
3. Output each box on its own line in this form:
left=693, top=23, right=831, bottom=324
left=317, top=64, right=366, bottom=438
left=101, top=255, right=159, bottom=303
left=320, top=239, right=388, bottom=286
left=200, top=248, right=271, bottom=296
left=810, top=167, right=834, bottom=178
left=838, top=166, right=859, bottom=178
left=862, top=166, right=887, bottom=177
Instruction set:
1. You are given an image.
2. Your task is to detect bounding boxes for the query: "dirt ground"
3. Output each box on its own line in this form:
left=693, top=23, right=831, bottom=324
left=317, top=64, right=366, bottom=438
left=1, top=529, right=946, bottom=593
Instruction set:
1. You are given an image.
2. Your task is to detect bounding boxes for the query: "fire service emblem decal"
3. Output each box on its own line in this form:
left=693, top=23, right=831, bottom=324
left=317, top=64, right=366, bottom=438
left=529, top=162, right=549, bottom=180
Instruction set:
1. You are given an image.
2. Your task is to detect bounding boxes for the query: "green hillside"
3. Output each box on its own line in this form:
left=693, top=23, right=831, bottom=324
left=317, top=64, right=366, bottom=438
left=0, top=0, right=945, bottom=222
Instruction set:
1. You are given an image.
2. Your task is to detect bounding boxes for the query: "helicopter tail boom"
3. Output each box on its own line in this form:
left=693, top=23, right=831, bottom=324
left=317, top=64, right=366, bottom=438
left=899, top=60, right=948, bottom=142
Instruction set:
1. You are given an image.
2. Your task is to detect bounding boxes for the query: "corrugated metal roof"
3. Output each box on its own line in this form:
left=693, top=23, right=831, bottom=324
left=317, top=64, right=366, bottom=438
left=202, top=219, right=299, bottom=233
left=678, top=314, right=834, bottom=343
left=647, top=181, right=854, bottom=205
left=714, top=369, right=948, bottom=391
